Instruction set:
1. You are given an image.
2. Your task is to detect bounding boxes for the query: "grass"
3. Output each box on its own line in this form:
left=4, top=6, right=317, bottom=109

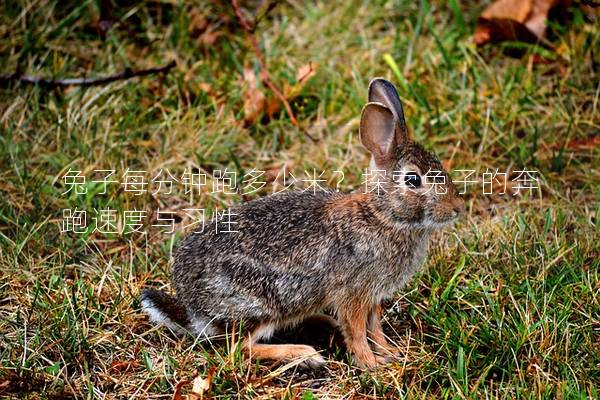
left=0, top=0, right=598, bottom=398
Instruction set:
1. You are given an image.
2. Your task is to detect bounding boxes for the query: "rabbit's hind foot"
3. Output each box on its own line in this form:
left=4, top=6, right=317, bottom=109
left=243, top=323, right=326, bottom=369
left=246, top=342, right=326, bottom=369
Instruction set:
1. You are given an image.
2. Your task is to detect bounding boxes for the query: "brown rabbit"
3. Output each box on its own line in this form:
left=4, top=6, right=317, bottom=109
left=141, top=78, right=464, bottom=369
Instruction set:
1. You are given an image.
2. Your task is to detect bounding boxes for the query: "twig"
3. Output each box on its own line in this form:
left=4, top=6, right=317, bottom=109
left=0, top=61, right=176, bottom=88
left=232, top=0, right=304, bottom=132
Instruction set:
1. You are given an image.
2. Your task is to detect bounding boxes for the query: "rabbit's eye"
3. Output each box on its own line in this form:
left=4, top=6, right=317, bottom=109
left=404, top=172, right=421, bottom=188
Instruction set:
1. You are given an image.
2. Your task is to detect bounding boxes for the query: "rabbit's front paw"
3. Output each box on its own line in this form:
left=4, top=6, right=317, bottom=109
left=375, top=354, right=396, bottom=365
left=352, top=351, right=379, bottom=370
left=373, top=344, right=400, bottom=359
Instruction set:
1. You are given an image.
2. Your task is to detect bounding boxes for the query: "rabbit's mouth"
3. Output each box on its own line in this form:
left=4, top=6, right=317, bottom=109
left=424, top=210, right=461, bottom=228
left=425, top=196, right=464, bottom=227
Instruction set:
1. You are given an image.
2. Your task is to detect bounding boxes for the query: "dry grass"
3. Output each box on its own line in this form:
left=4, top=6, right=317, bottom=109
left=0, top=0, right=598, bottom=398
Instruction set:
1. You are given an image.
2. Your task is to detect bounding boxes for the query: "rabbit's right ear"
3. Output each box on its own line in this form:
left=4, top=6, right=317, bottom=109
left=360, top=102, right=397, bottom=167
left=368, top=78, right=408, bottom=143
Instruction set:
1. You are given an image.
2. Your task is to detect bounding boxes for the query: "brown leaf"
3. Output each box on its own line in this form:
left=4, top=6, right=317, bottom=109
left=296, top=62, right=317, bottom=84
left=198, top=28, right=223, bottom=47
left=481, top=0, right=533, bottom=22
left=441, top=159, right=452, bottom=171
left=189, top=9, right=228, bottom=48
left=109, top=360, right=140, bottom=373
left=474, top=0, right=566, bottom=46
left=260, top=62, right=319, bottom=119
left=526, top=356, right=541, bottom=375
left=563, top=136, right=600, bottom=150
left=172, top=380, right=191, bottom=400
left=283, top=62, right=318, bottom=98
left=198, top=82, right=212, bottom=94
left=188, top=368, right=215, bottom=400
left=265, top=96, right=282, bottom=119
left=243, top=68, right=266, bottom=124
left=189, top=9, right=208, bottom=37
left=474, top=17, right=539, bottom=45
left=188, top=377, right=209, bottom=399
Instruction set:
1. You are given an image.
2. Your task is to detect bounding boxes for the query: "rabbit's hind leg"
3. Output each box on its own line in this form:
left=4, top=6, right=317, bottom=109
left=243, top=323, right=326, bottom=369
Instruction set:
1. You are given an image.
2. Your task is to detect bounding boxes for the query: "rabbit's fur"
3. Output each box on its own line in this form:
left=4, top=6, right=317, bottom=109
left=141, top=78, right=464, bottom=369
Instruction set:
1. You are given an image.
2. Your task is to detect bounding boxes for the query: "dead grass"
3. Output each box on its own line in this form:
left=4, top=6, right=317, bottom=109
left=0, top=0, right=598, bottom=399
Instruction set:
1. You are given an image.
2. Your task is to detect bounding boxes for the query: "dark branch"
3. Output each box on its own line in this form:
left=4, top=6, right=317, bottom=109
left=0, top=61, right=176, bottom=88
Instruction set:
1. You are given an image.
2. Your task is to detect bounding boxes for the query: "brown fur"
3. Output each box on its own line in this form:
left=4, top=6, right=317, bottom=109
left=326, top=192, right=369, bottom=212
left=339, top=299, right=377, bottom=368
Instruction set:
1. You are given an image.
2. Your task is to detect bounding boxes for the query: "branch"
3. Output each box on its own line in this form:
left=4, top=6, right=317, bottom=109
left=0, top=61, right=176, bottom=88
left=231, top=0, right=302, bottom=130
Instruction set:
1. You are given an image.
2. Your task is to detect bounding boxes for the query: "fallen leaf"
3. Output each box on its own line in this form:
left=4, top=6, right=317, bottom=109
left=260, top=62, right=319, bottom=119
left=474, top=0, right=568, bottom=46
left=198, top=28, right=223, bottom=47
left=171, top=379, right=191, bottom=400
left=284, top=62, right=318, bottom=98
left=189, top=9, right=208, bottom=37
left=198, top=82, right=212, bottom=94
left=526, top=356, right=541, bottom=375
left=525, top=0, right=556, bottom=38
left=189, top=376, right=209, bottom=399
left=242, top=68, right=266, bottom=124
left=296, top=62, right=317, bottom=84
left=481, top=0, right=533, bottom=23
left=109, top=360, right=140, bottom=373
left=188, top=368, right=215, bottom=400
left=561, top=136, right=600, bottom=150
left=474, top=16, right=540, bottom=45
left=189, top=8, right=229, bottom=48
left=265, top=95, right=282, bottom=119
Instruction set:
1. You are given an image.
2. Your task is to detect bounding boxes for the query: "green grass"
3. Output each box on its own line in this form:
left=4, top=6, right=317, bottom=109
left=0, top=0, right=599, bottom=398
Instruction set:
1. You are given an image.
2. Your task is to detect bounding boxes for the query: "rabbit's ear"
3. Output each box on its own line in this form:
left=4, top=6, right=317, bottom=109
left=368, top=78, right=408, bottom=142
left=360, top=102, right=397, bottom=165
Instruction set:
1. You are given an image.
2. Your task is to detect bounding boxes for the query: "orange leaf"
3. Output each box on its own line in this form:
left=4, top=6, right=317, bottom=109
left=564, top=136, right=600, bottom=150
left=265, top=95, right=282, bottom=119
left=171, top=380, right=191, bottom=400
left=474, top=0, right=565, bottom=46
left=198, top=82, right=212, bottom=94
left=109, top=360, right=140, bottom=373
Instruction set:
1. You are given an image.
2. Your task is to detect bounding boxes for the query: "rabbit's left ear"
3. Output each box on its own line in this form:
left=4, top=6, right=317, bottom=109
left=368, top=78, right=408, bottom=143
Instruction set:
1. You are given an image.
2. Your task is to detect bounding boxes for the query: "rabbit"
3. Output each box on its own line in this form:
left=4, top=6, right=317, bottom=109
left=140, top=78, right=464, bottom=369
